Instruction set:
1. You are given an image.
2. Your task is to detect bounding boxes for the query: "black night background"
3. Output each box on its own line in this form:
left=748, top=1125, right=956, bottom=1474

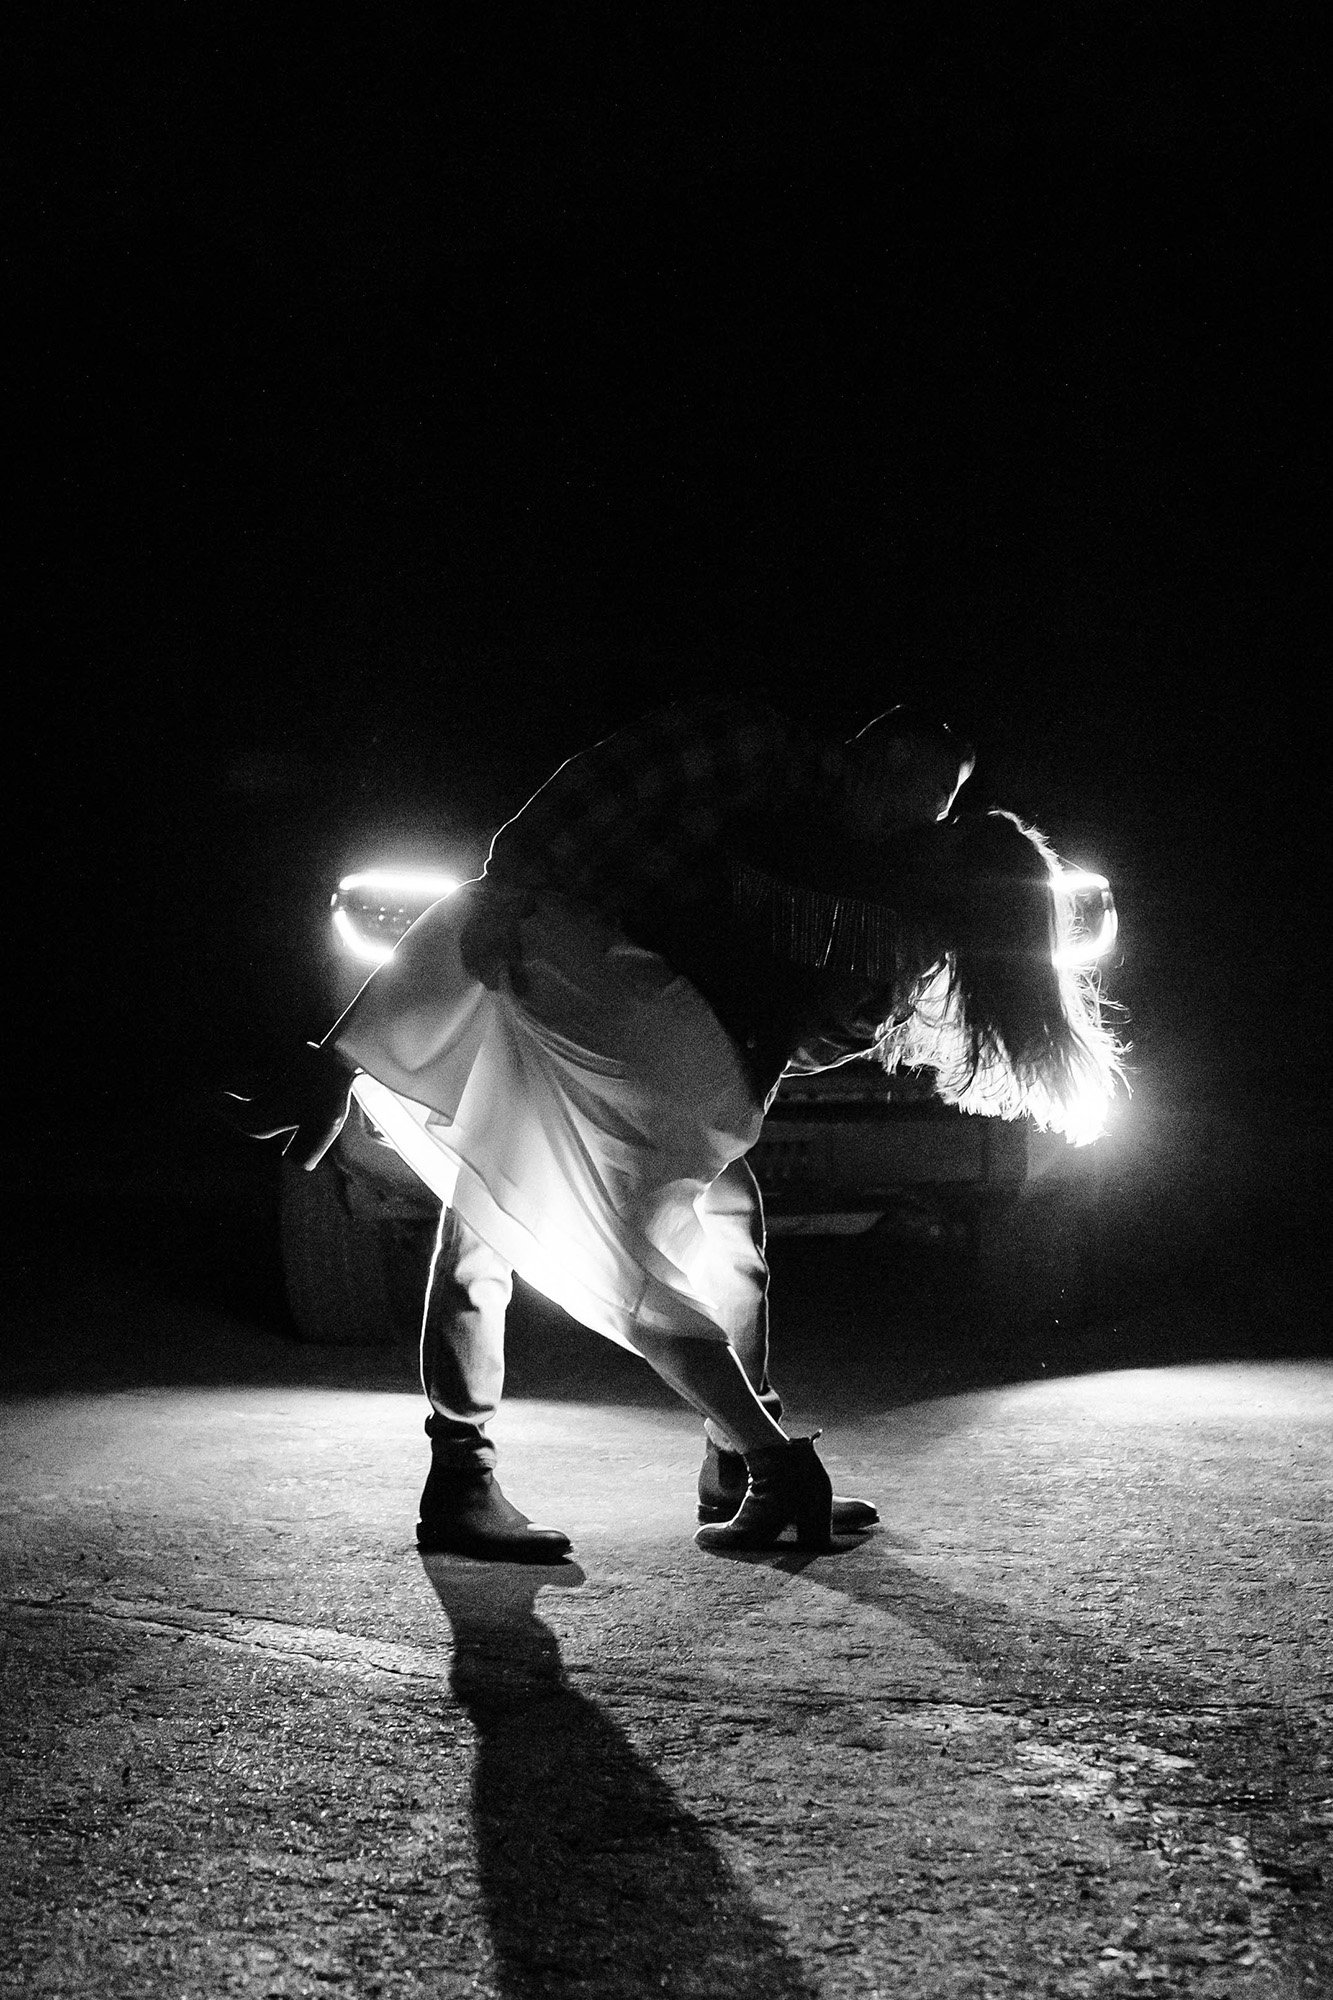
left=4, top=15, right=1332, bottom=1997
left=7, top=10, right=1325, bottom=1357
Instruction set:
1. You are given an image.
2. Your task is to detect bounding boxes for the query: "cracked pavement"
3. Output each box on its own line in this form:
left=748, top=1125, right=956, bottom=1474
left=1, top=1140, right=1330, bottom=1996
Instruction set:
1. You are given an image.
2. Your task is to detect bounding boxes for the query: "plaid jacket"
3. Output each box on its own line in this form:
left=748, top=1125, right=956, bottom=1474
left=482, top=699, right=845, bottom=917
left=477, top=700, right=911, bottom=1094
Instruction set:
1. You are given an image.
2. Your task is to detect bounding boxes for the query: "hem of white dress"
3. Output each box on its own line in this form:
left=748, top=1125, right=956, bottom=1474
left=350, top=1072, right=731, bottom=1353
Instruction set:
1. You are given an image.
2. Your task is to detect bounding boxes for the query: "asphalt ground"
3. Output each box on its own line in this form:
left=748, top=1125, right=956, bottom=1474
left=2, top=1105, right=1330, bottom=1998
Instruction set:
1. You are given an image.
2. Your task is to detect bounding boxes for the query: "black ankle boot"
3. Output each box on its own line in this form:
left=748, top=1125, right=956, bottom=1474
left=417, top=1464, right=571, bottom=1562
left=694, top=1436, right=834, bottom=1553
left=697, top=1436, right=880, bottom=1533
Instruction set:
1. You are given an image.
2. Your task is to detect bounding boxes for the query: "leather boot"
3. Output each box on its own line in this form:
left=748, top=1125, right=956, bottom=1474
left=698, top=1436, right=879, bottom=1532
left=695, top=1435, right=834, bottom=1553
left=417, top=1463, right=571, bottom=1562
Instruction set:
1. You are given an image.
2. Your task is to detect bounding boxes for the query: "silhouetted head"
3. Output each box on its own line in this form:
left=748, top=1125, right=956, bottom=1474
left=844, top=705, right=976, bottom=837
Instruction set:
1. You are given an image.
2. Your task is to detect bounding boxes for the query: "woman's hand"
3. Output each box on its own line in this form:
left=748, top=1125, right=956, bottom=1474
left=220, top=1040, right=356, bottom=1171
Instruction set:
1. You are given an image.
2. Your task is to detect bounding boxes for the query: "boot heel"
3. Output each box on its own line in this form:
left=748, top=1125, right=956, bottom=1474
left=792, top=1434, right=833, bottom=1549
left=793, top=1501, right=834, bottom=1553
left=695, top=1434, right=834, bottom=1553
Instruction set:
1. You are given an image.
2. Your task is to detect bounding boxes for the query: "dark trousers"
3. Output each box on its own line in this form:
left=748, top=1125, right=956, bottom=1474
left=421, top=1156, right=780, bottom=1470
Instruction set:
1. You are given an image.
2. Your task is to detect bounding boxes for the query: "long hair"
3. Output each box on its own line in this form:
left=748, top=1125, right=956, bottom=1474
left=876, top=810, right=1127, bottom=1144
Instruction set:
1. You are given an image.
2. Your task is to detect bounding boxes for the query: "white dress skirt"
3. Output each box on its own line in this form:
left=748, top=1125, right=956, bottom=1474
left=334, top=887, right=765, bottom=1354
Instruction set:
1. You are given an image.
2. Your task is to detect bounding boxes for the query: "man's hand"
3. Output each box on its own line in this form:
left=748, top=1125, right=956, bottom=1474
left=457, top=888, right=534, bottom=996
left=220, top=1040, right=356, bottom=1171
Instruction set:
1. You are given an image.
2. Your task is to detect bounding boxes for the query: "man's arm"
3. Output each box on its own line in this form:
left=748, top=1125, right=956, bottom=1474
left=458, top=700, right=789, bottom=991
left=482, top=699, right=786, bottom=906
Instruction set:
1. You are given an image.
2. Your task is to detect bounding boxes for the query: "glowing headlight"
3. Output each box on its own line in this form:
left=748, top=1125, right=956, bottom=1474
left=1054, top=871, right=1118, bottom=969
left=331, top=870, right=462, bottom=965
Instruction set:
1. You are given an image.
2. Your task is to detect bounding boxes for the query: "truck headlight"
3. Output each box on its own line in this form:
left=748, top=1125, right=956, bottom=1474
left=331, top=870, right=463, bottom=965
left=1054, top=871, right=1118, bottom=969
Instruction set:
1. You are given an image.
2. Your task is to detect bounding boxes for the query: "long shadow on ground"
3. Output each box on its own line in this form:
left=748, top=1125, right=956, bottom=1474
left=421, top=1555, right=817, bottom=2000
